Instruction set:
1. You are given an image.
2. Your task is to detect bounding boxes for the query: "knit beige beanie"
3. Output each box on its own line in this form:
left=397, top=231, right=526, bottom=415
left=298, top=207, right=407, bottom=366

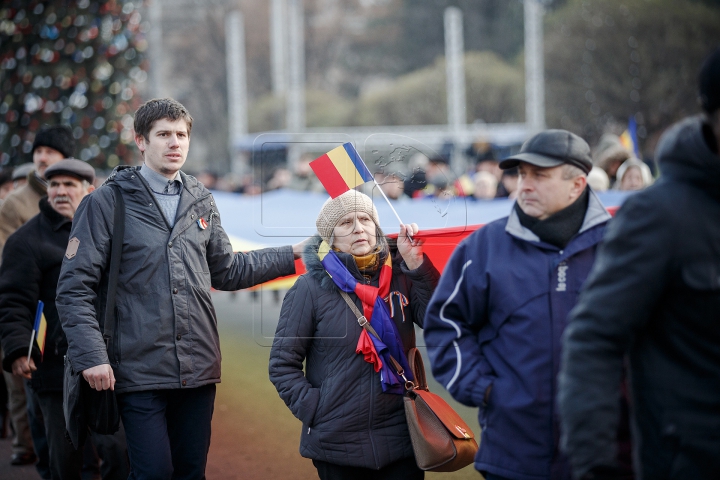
left=316, top=190, right=380, bottom=244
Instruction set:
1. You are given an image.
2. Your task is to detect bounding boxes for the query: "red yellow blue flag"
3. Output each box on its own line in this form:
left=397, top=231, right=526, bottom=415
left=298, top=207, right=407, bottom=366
left=32, top=300, right=47, bottom=357
left=309, top=143, right=374, bottom=198
left=619, top=117, right=641, bottom=157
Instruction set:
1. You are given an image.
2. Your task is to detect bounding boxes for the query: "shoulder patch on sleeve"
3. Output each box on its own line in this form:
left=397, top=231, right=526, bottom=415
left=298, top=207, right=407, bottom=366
left=65, top=237, right=80, bottom=259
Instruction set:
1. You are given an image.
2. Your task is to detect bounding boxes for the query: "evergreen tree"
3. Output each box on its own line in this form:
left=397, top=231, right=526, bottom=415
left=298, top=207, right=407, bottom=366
left=0, top=0, right=148, bottom=170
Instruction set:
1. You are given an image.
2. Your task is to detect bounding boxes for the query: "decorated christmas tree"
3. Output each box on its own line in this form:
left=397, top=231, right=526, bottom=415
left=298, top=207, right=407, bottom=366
left=0, top=0, right=148, bottom=170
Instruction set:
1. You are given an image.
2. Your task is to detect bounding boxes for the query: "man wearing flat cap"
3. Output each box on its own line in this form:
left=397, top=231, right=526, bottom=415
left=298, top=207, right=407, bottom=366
left=0, top=159, right=129, bottom=479
left=0, top=124, right=73, bottom=470
left=559, top=47, right=720, bottom=480
left=423, top=129, right=627, bottom=480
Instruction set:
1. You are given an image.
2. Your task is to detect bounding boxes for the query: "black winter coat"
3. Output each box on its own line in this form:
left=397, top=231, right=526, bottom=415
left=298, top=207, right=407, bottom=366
left=57, top=166, right=296, bottom=393
left=0, top=197, right=71, bottom=392
left=559, top=116, right=720, bottom=479
left=269, top=235, right=439, bottom=469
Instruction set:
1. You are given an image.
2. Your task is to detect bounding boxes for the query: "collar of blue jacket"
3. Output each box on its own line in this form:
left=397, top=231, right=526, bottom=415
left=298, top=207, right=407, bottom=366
left=505, top=188, right=611, bottom=244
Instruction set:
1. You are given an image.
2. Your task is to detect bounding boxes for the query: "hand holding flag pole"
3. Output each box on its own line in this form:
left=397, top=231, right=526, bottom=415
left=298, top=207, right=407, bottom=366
left=309, top=142, right=414, bottom=240
left=27, top=300, right=47, bottom=365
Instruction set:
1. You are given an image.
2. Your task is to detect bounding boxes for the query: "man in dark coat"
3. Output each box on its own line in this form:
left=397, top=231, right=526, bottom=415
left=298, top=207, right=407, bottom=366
left=424, top=130, right=616, bottom=480
left=0, top=159, right=129, bottom=479
left=558, top=47, right=720, bottom=480
left=56, top=98, right=304, bottom=480
left=0, top=124, right=74, bottom=472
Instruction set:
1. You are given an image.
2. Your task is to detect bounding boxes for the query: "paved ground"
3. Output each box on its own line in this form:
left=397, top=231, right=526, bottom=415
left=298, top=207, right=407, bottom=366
left=0, top=437, right=40, bottom=480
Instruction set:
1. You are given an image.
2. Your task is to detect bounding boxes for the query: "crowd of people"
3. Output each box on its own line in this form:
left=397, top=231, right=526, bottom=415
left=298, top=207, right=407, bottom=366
left=0, top=44, right=717, bottom=480
left=182, top=128, right=655, bottom=204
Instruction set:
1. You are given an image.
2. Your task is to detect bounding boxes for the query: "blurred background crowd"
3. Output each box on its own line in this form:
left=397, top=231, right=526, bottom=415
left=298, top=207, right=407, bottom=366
left=1, top=0, right=718, bottom=206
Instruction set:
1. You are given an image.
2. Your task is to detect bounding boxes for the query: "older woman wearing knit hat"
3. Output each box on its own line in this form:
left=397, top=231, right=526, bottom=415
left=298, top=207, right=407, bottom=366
left=270, top=189, right=440, bottom=479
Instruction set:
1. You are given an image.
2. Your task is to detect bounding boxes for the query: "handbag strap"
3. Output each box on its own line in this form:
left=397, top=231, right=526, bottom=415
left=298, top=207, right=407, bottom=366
left=406, top=347, right=428, bottom=391
left=103, top=185, right=125, bottom=345
left=339, top=290, right=415, bottom=391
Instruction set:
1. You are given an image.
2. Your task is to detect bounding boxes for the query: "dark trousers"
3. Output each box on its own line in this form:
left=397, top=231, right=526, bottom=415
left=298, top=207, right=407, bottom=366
left=312, top=457, right=424, bottom=480
left=26, top=381, right=51, bottom=479
left=36, top=391, right=129, bottom=480
left=117, top=384, right=216, bottom=480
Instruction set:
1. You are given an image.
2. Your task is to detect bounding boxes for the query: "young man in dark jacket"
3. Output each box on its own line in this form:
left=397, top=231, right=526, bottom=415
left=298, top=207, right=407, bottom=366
left=558, top=48, right=720, bottom=480
left=424, top=130, right=614, bottom=480
left=0, top=159, right=129, bottom=479
left=56, top=98, right=305, bottom=480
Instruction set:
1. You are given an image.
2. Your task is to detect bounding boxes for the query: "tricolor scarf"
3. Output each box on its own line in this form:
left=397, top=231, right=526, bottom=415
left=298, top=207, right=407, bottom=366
left=318, top=241, right=413, bottom=394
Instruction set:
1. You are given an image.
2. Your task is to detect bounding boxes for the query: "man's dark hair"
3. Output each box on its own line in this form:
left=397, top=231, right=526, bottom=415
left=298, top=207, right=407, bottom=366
left=133, top=98, right=193, bottom=141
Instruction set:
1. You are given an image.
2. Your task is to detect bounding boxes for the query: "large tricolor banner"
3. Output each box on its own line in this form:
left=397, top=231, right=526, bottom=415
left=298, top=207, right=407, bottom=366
left=309, top=142, right=374, bottom=198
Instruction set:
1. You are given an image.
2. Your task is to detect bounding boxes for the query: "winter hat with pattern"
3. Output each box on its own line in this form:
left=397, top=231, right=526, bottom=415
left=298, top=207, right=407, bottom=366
left=316, top=189, right=380, bottom=245
left=32, top=125, right=75, bottom=159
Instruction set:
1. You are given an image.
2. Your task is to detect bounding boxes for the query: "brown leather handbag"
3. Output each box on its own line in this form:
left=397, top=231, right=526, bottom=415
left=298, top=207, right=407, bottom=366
left=339, top=291, right=479, bottom=472
left=403, top=347, right=478, bottom=471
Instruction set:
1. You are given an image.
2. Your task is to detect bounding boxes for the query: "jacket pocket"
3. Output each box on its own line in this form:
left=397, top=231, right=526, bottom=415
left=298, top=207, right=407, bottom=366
left=681, top=261, right=720, bottom=291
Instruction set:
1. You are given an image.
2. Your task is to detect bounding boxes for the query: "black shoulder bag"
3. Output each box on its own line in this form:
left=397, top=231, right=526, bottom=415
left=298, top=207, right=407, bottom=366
left=64, top=185, right=124, bottom=448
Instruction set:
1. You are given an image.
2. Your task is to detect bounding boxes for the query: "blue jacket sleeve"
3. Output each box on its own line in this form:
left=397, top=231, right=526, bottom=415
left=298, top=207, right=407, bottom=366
left=423, top=235, right=494, bottom=407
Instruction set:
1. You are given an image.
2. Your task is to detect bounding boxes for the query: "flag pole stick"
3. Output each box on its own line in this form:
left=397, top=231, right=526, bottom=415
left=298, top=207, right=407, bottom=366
left=27, top=331, right=35, bottom=362
left=372, top=179, right=414, bottom=241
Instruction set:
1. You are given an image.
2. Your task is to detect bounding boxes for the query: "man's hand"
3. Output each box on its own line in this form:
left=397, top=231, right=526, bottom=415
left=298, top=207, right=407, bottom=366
left=292, top=237, right=312, bottom=259
left=11, top=356, right=36, bottom=379
left=82, top=364, right=115, bottom=391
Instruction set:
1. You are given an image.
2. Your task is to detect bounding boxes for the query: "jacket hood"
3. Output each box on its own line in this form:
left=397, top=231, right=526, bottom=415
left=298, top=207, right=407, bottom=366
left=302, top=235, right=337, bottom=292
left=656, top=116, right=720, bottom=191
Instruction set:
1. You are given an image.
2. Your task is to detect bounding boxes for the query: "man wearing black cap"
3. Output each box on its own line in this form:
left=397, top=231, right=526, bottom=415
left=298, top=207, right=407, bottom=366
left=0, top=125, right=73, bottom=470
left=558, top=48, right=720, bottom=480
left=0, top=125, right=74, bottom=250
left=0, top=159, right=129, bottom=480
left=424, top=129, right=616, bottom=480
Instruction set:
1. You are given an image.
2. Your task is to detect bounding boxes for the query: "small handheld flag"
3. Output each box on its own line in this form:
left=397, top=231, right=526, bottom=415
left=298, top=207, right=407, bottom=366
left=309, top=143, right=410, bottom=237
left=619, top=117, right=641, bottom=157
left=27, top=300, right=47, bottom=362
left=309, top=143, right=374, bottom=198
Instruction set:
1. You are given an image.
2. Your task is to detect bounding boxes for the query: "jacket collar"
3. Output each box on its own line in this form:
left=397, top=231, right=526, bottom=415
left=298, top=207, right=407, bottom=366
left=138, top=164, right=184, bottom=193
left=505, top=188, right=611, bottom=245
left=39, top=196, right=72, bottom=231
left=29, top=171, right=47, bottom=196
left=106, top=166, right=205, bottom=199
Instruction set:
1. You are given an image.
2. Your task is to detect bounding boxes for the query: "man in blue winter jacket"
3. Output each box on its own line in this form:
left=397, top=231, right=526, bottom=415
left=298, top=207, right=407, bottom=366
left=424, top=130, right=614, bottom=480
